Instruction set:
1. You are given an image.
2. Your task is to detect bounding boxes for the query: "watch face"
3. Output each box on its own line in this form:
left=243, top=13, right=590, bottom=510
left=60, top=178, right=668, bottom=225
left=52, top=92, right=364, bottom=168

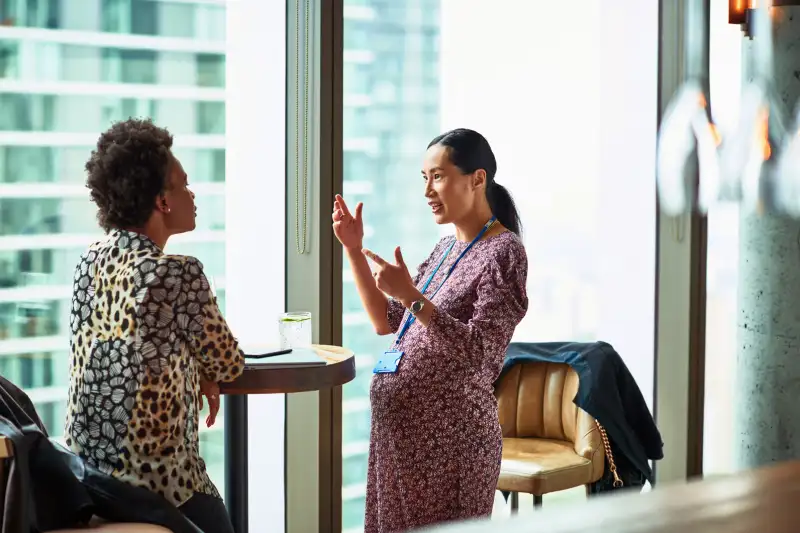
left=411, top=300, right=424, bottom=313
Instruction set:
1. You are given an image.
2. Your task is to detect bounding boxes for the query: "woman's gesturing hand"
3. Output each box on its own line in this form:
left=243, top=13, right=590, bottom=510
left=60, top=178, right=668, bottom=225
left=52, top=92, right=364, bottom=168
left=332, top=194, right=364, bottom=251
left=363, top=246, right=421, bottom=306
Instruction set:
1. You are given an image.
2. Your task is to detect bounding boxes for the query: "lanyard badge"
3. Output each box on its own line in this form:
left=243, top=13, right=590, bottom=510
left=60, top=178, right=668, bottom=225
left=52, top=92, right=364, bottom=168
left=372, top=216, right=497, bottom=374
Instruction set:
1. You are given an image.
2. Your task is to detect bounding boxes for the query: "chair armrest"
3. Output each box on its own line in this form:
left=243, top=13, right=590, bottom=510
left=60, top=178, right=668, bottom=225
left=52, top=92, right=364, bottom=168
left=573, top=408, right=604, bottom=482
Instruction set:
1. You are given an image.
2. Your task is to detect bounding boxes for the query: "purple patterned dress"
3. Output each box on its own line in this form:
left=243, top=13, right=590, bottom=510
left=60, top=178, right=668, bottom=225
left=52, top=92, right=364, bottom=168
left=364, top=231, right=529, bottom=532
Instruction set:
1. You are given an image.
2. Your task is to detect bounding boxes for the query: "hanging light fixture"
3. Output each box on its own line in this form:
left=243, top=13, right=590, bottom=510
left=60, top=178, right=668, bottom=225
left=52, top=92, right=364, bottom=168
left=730, top=0, right=800, bottom=37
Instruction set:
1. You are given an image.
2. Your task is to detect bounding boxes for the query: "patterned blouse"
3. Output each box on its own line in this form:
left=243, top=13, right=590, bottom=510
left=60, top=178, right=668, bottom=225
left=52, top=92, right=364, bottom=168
left=64, top=229, right=244, bottom=507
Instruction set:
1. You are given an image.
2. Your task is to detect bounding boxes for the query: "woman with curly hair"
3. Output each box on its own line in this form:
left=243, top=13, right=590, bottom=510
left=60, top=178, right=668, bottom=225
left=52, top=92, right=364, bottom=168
left=64, top=118, right=244, bottom=532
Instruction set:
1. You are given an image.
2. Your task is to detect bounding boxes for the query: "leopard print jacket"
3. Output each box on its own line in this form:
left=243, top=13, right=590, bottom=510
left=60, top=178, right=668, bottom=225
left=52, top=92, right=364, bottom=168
left=64, top=229, right=244, bottom=507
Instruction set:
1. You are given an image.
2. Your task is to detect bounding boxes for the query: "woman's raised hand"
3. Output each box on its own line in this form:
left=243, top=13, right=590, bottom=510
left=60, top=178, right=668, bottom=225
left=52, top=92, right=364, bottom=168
left=332, top=194, right=364, bottom=250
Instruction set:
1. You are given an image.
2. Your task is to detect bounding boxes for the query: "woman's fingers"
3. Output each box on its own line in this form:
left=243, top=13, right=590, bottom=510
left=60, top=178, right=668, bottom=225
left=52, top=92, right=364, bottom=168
left=335, top=194, right=352, bottom=217
left=207, top=395, right=219, bottom=427
left=363, top=248, right=387, bottom=267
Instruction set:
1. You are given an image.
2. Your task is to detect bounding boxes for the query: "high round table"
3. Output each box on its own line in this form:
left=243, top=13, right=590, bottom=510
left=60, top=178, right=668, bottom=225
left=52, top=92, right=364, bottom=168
left=220, top=345, right=356, bottom=533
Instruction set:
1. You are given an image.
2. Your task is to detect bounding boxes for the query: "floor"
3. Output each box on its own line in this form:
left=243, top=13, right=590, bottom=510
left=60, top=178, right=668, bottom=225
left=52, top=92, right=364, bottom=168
left=491, top=481, right=652, bottom=521
left=490, top=486, right=587, bottom=520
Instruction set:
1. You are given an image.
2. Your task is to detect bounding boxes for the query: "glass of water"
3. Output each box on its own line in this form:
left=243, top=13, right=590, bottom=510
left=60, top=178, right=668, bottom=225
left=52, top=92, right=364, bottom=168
left=278, top=311, right=312, bottom=349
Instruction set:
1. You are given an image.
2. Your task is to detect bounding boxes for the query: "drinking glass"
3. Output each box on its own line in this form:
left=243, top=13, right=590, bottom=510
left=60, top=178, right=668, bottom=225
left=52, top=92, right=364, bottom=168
left=278, top=311, right=312, bottom=349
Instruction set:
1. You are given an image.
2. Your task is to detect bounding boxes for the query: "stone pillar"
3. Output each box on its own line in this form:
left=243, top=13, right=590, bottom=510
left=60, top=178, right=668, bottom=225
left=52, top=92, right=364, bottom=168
left=735, top=7, right=800, bottom=469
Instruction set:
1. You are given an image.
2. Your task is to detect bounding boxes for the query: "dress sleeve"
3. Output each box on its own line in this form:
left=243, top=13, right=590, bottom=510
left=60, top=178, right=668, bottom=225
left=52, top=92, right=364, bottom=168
left=175, top=256, right=245, bottom=383
left=425, top=243, right=528, bottom=366
left=386, top=239, right=445, bottom=332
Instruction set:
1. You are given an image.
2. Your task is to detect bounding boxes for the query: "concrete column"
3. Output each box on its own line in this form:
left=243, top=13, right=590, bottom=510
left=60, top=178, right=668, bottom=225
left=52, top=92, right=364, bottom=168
left=735, top=7, right=800, bottom=469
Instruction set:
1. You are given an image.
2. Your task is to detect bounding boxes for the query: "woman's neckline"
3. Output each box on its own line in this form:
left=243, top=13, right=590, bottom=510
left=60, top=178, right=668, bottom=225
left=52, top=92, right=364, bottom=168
left=113, top=228, right=163, bottom=252
left=450, top=228, right=511, bottom=245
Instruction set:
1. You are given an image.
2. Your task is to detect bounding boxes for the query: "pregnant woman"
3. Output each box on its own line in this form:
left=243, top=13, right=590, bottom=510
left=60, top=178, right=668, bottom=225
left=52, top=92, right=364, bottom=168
left=333, top=128, right=529, bottom=532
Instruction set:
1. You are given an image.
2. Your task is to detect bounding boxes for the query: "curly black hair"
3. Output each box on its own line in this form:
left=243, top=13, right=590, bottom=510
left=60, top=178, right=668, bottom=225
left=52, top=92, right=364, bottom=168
left=85, top=118, right=174, bottom=232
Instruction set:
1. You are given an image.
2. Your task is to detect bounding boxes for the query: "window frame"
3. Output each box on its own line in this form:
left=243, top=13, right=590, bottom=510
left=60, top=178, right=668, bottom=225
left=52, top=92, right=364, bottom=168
left=653, top=0, right=708, bottom=483
left=285, top=0, right=343, bottom=532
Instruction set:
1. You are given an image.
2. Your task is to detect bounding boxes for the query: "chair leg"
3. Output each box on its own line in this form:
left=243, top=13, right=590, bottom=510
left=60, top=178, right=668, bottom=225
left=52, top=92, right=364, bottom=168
left=533, top=495, right=543, bottom=509
left=510, top=492, right=519, bottom=513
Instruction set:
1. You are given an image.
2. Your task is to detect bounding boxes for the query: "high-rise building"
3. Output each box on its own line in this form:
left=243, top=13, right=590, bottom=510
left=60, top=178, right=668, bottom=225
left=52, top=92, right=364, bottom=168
left=0, top=0, right=229, bottom=491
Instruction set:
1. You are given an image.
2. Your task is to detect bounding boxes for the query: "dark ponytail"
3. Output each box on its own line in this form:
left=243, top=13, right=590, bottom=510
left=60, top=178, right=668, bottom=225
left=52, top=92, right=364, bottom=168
left=486, top=181, right=521, bottom=236
left=428, top=128, right=522, bottom=236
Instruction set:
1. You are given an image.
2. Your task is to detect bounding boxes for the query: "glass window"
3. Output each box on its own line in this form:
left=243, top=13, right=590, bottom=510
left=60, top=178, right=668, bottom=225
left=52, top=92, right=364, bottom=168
left=0, top=147, right=55, bottom=183
left=196, top=102, right=226, bottom=135
left=197, top=54, right=226, bottom=88
left=0, top=40, right=224, bottom=87
left=703, top=0, right=743, bottom=477
left=223, top=1, right=287, bottom=530
left=0, top=0, right=244, bottom=504
left=115, top=50, right=158, bottom=84
left=130, top=0, right=158, bottom=36
left=341, top=1, right=659, bottom=529
left=0, top=94, right=55, bottom=131
left=0, top=147, right=224, bottom=184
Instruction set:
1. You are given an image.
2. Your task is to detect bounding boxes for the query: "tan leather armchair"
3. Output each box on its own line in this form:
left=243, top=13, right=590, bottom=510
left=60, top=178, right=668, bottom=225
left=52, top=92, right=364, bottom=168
left=496, top=361, right=606, bottom=511
left=0, top=436, right=171, bottom=532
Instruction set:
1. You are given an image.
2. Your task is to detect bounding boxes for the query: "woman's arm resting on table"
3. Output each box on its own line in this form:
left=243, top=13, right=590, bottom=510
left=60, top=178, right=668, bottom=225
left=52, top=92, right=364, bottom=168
left=180, top=257, right=246, bottom=383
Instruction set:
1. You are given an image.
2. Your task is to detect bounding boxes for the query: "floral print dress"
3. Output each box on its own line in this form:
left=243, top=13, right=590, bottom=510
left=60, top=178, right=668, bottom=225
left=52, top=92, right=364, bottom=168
left=365, top=231, right=528, bottom=532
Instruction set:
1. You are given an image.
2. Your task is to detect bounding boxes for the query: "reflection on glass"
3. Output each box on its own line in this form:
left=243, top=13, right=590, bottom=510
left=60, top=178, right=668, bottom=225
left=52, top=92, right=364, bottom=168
left=657, top=82, right=720, bottom=214
left=0, top=1, right=228, bottom=494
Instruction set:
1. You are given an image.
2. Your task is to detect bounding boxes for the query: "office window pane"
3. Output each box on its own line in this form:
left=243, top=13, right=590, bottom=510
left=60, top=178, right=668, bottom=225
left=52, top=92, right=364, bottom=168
left=703, top=0, right=743, bottom=477
left=224, top=1, right=287, bottom=530
left=341, top=1, right=658, bottom=529
left=0, top=0, right=230, bottom=501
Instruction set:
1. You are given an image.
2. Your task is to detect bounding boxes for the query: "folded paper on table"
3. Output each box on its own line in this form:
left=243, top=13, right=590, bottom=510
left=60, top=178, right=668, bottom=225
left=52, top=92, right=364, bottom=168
left=242, top=346, right=327, bottom=368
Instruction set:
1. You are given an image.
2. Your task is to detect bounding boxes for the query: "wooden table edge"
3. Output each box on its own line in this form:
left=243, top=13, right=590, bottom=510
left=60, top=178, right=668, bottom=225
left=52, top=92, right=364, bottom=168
left=219, top=344, right=356, bottom=395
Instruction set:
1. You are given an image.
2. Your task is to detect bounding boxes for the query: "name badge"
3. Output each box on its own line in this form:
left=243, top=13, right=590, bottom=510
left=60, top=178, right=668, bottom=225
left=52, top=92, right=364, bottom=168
left=373, top=350, right=404, bottom=374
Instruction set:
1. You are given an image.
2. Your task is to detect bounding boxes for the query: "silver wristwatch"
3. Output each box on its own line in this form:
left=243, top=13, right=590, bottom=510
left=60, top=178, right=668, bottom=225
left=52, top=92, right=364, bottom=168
left=409, top=299, right=425, bottom=315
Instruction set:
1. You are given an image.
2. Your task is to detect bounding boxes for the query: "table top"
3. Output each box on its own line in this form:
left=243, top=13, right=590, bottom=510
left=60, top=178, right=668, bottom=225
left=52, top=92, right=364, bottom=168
left=219, top=344, right=356, bottom=395
left=426, top=459, right=800, bottom=533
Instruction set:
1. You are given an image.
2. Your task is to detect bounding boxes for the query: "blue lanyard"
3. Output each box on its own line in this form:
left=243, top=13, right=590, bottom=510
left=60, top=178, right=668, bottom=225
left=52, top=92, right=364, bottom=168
left=394, top=216, right=496, bottom=345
